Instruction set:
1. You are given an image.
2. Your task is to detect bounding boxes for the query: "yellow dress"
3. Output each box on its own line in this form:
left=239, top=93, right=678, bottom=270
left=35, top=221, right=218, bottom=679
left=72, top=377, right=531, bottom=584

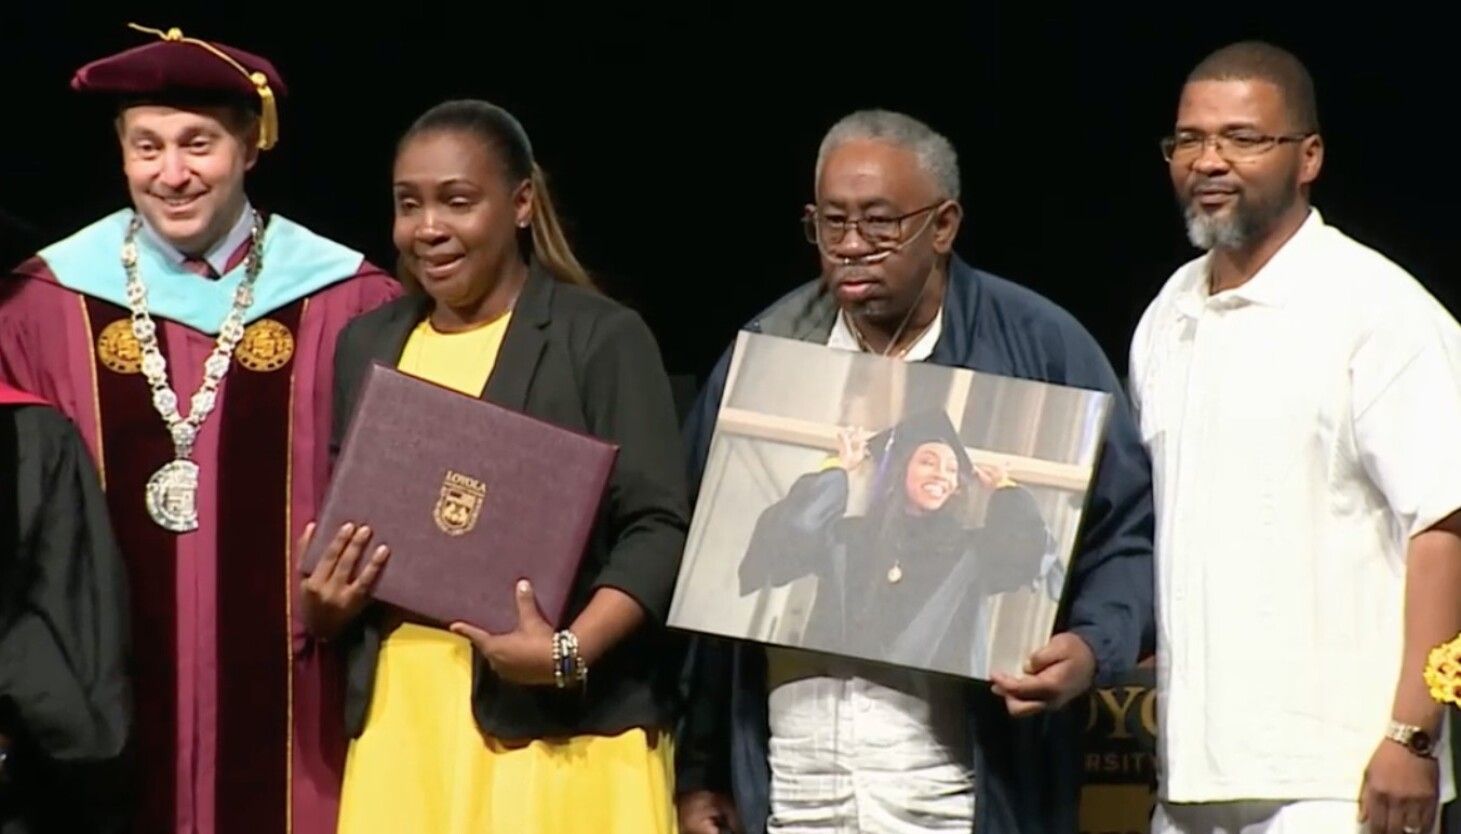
left=335, top=313, right=677, bottom=834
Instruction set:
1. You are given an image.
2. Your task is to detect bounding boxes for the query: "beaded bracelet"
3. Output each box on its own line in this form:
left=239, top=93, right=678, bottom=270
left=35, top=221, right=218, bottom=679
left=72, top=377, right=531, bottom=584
left=552, top=629, right=587, bottom=689
left=550, top=629, right=565, bottom=688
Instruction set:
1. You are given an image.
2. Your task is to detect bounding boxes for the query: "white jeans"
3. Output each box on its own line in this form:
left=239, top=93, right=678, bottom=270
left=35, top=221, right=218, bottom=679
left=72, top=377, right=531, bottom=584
left=1153, top=800, right=1442, bottom=834
left=764, top=654, right=973, bottom=833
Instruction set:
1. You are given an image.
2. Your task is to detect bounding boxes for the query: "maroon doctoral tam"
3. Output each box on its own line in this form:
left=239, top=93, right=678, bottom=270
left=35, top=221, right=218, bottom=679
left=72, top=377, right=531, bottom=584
left=71, top=23, right=288, bottom=149
left=304, top=362, right=618, bottom=633
left=71, top=33, right=287, bottom=100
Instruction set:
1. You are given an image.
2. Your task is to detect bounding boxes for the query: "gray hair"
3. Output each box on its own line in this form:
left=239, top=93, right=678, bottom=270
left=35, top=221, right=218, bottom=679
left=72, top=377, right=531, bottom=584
left=815, top=109, right=961, bottom=201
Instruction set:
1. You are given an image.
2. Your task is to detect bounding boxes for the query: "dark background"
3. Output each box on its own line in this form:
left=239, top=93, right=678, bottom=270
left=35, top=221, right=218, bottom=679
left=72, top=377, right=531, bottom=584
left=2, top=4, right=1455, bottom=386
left=3, top=6, right=1459, bottom=830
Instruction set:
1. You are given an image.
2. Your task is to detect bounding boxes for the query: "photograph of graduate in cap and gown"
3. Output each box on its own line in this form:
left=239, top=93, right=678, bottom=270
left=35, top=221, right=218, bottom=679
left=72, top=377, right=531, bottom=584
left=0, top=23, right=400, bottom=834
left=669, top=313, right=1112, bottom=688
left=0, top=381, right=131, bottom=834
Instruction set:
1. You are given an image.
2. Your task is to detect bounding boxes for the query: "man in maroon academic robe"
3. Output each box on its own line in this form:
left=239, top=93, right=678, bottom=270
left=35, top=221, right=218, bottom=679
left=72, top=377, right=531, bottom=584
left=0, top=24, right=400, bottom=834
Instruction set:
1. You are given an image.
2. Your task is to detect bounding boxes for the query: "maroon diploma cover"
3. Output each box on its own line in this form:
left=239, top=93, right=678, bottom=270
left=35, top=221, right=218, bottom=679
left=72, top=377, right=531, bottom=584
left=304, top=362, right=618, bottom=632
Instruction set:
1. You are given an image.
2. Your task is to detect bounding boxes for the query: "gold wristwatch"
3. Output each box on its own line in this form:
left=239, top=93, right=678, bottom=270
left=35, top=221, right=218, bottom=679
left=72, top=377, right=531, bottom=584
left=1385, top=720, right=1437, bottom=759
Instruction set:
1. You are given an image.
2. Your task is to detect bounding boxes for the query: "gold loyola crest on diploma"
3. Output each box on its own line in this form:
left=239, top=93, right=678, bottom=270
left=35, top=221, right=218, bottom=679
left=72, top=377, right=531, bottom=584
left=236, top=319, right=295, bottom=372
left=434, top=470, right=486, bottom=536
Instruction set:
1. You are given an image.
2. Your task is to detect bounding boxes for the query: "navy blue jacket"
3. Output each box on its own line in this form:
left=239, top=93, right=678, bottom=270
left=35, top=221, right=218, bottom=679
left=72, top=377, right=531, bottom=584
left=675, top=256, right=1155, bottom=833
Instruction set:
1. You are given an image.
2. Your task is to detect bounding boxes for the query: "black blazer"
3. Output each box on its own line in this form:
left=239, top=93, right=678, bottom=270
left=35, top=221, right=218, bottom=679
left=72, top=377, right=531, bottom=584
left=330, top=263, right=690, bottom=739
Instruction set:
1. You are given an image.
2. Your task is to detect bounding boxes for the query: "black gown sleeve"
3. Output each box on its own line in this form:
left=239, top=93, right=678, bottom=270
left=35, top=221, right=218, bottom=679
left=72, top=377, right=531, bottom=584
left=737, top=467, right=849, bottom=596
left=0, top=405, right=131, bottom=831
left=970, top=484, right=1057, bottom=594
left=0, top=405, right=130, bottom=760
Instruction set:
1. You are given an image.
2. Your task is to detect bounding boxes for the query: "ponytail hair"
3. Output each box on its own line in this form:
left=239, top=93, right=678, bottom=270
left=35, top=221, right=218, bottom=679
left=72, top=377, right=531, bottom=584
left=398, top=99, right=594, bottom=288
left=527, top=162, right=592, bottom=287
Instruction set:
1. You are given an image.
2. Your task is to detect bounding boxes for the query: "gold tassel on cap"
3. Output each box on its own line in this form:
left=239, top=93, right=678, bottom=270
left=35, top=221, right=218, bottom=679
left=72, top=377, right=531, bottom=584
left=249, top=73, right=278, bottom=151
left=126, top=22, right=279, bottom=150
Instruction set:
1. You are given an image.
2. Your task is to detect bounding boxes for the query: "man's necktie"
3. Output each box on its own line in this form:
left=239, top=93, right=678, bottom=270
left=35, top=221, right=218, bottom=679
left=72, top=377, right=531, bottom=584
left=181, top=256, right=220, bottom=280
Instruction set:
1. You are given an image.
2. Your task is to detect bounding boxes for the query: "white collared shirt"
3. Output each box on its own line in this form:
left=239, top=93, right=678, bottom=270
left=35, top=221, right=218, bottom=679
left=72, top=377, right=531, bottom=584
left=1130, top=208, right=1461, bottom=802
left=827, top=306, right=943, bottom=359
left=765, top=303, right=974, bottom=834
left=138, top=201, right=255, bottom=276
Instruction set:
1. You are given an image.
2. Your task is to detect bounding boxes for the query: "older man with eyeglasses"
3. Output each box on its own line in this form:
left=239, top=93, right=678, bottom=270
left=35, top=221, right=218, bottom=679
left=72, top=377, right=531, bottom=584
left=1132, top=41, right=1461, bottom=834
left=675, top=108, right=1156, bottom=834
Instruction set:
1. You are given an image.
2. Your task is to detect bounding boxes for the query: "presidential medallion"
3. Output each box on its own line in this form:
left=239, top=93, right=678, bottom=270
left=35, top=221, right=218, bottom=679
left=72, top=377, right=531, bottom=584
left=119, top=211, right=265, bottom=532
left=146, top=458, right=201, bottom=533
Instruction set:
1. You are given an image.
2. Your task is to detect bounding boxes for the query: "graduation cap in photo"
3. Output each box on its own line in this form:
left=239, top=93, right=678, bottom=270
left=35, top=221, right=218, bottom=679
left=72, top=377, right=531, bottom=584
left=70, top=23, right=287, bottom=150
left=865, top=408, right=977, bottom=500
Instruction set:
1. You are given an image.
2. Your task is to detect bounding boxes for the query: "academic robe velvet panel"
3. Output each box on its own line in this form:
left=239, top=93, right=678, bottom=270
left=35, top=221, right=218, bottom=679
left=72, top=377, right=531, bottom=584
left=0, top=241, right=401, bottom=834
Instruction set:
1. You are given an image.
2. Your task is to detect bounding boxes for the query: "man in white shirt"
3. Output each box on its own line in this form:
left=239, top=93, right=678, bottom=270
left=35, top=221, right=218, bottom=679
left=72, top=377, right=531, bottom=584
left=1130, top=40, right=1461, bottom=834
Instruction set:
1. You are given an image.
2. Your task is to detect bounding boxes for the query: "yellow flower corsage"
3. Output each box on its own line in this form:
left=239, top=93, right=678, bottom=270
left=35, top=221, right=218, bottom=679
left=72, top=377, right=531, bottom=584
left=1424, top=632, right=1461, bottom=708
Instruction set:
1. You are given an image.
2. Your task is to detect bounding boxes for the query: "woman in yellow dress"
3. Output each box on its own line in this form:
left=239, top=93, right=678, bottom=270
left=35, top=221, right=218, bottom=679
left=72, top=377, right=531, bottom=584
left=297, top=99, right=689, bottom=833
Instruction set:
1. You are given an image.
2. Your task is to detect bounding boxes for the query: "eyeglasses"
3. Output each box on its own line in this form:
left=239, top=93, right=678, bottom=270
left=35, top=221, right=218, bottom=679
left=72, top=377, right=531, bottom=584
left=1159, top=130, right=1313, bottom=163
left=802, top=201, right=945, bottom=248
